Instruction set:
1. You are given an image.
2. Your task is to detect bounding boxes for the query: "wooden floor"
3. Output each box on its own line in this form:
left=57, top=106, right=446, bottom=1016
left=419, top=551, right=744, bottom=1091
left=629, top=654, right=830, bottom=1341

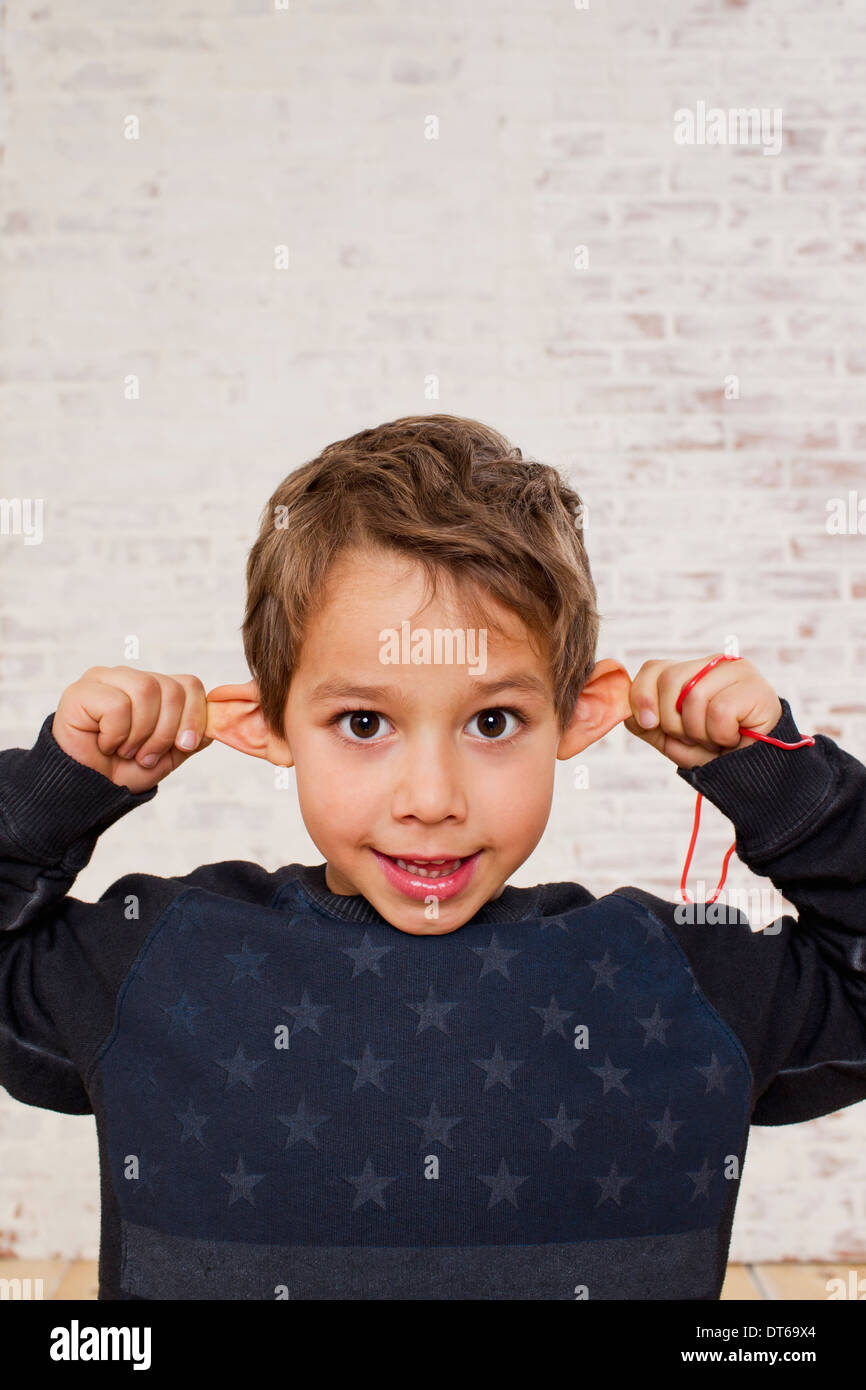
left=0, top=1259, right=863, bottom=1299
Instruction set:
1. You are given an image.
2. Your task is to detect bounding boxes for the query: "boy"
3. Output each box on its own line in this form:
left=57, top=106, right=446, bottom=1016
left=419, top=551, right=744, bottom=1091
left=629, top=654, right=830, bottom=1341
left=2, top=413, right=865, bottom=1301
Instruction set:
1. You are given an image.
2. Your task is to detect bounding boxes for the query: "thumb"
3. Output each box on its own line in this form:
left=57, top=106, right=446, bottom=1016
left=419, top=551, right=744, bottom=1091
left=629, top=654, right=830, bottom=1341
left=623, top=715, right=718, bottom=769
left=623, top=713, right=668, bottom=754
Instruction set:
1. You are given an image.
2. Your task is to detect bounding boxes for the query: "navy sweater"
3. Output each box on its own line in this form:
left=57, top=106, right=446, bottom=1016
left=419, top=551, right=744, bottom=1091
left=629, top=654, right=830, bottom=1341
left=1, top=700, right=865, bottom=1300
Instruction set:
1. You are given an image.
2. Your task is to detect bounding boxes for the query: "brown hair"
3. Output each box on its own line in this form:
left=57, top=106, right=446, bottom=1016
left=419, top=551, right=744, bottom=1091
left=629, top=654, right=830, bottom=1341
left=242, top=414, right=602, bottom=738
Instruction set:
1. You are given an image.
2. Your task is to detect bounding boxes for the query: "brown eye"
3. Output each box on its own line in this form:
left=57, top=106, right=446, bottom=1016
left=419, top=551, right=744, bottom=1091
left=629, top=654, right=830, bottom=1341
left=468, top=709, right=520, bottom=740
left=338, top=711, right=390, bottom=742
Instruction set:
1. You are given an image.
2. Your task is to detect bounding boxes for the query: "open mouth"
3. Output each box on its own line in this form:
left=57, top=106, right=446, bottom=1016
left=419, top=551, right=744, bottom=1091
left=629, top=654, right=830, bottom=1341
left=392, top=857, right=463, bottom=879
left=371, top=849, right=482, bottom=901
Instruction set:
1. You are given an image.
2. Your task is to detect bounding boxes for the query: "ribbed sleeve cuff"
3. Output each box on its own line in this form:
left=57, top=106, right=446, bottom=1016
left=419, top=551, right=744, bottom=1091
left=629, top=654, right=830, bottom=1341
left=2, top=711, right=158, bottom=864
left=675, top=697, right=836, bottom=860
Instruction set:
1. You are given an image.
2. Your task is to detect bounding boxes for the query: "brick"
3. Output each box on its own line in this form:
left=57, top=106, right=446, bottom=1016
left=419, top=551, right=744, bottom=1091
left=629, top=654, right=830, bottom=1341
left=620, top=199, right=722, bottom=229
left=730, top=570, right=844, bottom=603
left=567, top=383, right=667, bottom=413
left=783, top=162, right=866, bottom=194
left=554, top=311, right=666, bottom=340
left=614, top=415, right=724, bottom=451
left=620, top=345, right=728, bottom=376
left=731, top=420, right=839, bottom=450
left=673, top=310, right=777, bottom=339
left=727, top=198, right=832, bottom=230
left=533, top=164, right=664, bottom=196
left=616, top=269, right=725, bottom=303
left=669, top=157, right=773, bottom=194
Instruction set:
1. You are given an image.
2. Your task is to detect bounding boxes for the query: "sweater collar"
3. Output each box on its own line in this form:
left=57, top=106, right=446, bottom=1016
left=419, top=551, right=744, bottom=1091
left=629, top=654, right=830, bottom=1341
left=292, top=862, right=541, bottom=927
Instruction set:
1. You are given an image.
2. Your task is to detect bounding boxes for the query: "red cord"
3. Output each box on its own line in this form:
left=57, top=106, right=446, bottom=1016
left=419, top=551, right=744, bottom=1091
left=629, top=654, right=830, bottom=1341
left=675, top=655, right=815, bottom=904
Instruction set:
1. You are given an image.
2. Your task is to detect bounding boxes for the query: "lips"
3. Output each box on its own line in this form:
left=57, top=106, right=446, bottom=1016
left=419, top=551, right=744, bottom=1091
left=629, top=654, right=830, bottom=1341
left=371, top=849, right=482, bottom=902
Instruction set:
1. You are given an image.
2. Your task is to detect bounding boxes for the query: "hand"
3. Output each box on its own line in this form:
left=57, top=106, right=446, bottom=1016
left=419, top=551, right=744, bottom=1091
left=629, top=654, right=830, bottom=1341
left=52, top=666, right=214, bottom=792
left=623, top=655, right=783, bottom=769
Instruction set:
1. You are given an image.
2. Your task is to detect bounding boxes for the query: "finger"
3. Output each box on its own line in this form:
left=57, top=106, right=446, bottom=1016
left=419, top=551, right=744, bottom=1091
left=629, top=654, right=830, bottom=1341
left=626, top=659, right=668, bottom=731
left=701, top=690, right=751, bottom=749
left=204, top=701, right=228, bottom=743
left=61, top=678, right=135, bottom=757
left=657, top=661, right=711, bottom=744
left=627, top=655, right=741, bottom=748
left=169, top=675, right=213, bottom=755
left=670, top=657, right=757, bottom=748
left=84, top=667, right=165, bottom=759
left=127, top=675, right=187, bottom=767
left=657, top=656, right=743, bottom=747
left=205, top=680, right=259, bottom=708
left=623, top=712, right=667, bottom=752
left=703, top=669, right=769, bottom=747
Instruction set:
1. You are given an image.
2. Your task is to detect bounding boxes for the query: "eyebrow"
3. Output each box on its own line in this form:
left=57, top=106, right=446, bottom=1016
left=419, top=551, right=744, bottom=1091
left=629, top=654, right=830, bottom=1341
left=308, top=673, right=551, bottom=704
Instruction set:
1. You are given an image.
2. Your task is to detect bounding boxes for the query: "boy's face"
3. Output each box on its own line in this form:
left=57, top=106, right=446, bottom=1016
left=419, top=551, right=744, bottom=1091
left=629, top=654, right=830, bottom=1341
left=249, top=546, right=628, bottom=935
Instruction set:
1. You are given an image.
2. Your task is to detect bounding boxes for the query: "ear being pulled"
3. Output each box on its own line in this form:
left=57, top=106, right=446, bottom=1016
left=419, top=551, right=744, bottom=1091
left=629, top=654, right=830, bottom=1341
left=556, top=658, right=633, bottom=760
left=205, top=679, right=294, bottom=766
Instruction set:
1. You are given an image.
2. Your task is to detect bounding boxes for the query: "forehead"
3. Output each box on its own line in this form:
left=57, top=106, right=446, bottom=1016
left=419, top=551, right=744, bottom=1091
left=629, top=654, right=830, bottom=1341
left=294, top=545, right=550, bottom=681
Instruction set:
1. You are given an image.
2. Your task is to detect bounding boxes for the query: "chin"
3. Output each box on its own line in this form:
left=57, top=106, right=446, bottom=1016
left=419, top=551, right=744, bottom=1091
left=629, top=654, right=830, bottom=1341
left=378, top=910, right=473, bottom=937
left=361, top=882, right=486, bottom=936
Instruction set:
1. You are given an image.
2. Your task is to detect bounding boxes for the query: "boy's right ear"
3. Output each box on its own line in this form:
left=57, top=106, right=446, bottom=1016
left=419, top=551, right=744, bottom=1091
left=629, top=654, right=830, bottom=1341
left=204, top=680, right=294, bottom=767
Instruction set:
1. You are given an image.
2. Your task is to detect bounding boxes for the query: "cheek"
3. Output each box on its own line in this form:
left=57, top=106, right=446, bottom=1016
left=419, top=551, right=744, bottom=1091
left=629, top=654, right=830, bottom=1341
left=476, top=757, right=554, bottom=836
left=294, top=739, right=376, bottom=824
left=297, top=784, right=361, bottom=855
left=494, top=788, right=551, bottom=843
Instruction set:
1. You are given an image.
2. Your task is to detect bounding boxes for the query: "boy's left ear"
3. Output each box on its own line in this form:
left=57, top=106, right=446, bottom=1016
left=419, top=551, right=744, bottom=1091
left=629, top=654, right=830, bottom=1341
left=556, top=659, right=633, bottom=760
left=205, top=679, right=294, bottom=766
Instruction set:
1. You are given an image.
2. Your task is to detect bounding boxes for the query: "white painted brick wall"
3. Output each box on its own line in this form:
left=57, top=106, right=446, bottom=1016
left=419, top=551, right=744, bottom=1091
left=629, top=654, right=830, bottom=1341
left=1, top=0, right=865, bottom=1265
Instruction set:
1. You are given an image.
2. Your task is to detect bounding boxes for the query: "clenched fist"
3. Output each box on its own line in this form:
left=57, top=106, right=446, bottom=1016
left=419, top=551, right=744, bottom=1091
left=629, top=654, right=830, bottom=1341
left=52, top=666, right=214, bottom=793
left=623, top=655, right=783, bottom=769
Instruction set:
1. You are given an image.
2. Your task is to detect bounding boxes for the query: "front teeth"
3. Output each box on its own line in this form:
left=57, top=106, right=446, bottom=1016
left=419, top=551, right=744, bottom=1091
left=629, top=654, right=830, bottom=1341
left=394, top=858, right=463, bottom=878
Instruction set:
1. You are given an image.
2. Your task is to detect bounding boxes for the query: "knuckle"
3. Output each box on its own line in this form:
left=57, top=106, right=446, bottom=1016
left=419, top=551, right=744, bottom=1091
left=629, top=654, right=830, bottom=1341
left=162, top=676, right=188, bottom=705
left=710, top=696, right=737, bottom=721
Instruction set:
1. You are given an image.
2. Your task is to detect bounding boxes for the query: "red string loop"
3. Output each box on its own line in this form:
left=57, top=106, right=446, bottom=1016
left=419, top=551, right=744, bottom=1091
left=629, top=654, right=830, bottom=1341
left=676, top=655, right=815, bottom=905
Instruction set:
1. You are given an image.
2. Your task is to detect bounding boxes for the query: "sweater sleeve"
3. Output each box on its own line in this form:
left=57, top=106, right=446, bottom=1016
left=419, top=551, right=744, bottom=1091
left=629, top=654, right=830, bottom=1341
left=0, top=712, right=161, bottom=1113
left=619, top=697, right=866, bottom=1125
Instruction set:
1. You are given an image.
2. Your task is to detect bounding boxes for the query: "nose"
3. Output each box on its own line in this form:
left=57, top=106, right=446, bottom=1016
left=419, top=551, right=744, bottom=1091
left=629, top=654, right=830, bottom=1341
left=389, top=732, right=469, bottom=824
